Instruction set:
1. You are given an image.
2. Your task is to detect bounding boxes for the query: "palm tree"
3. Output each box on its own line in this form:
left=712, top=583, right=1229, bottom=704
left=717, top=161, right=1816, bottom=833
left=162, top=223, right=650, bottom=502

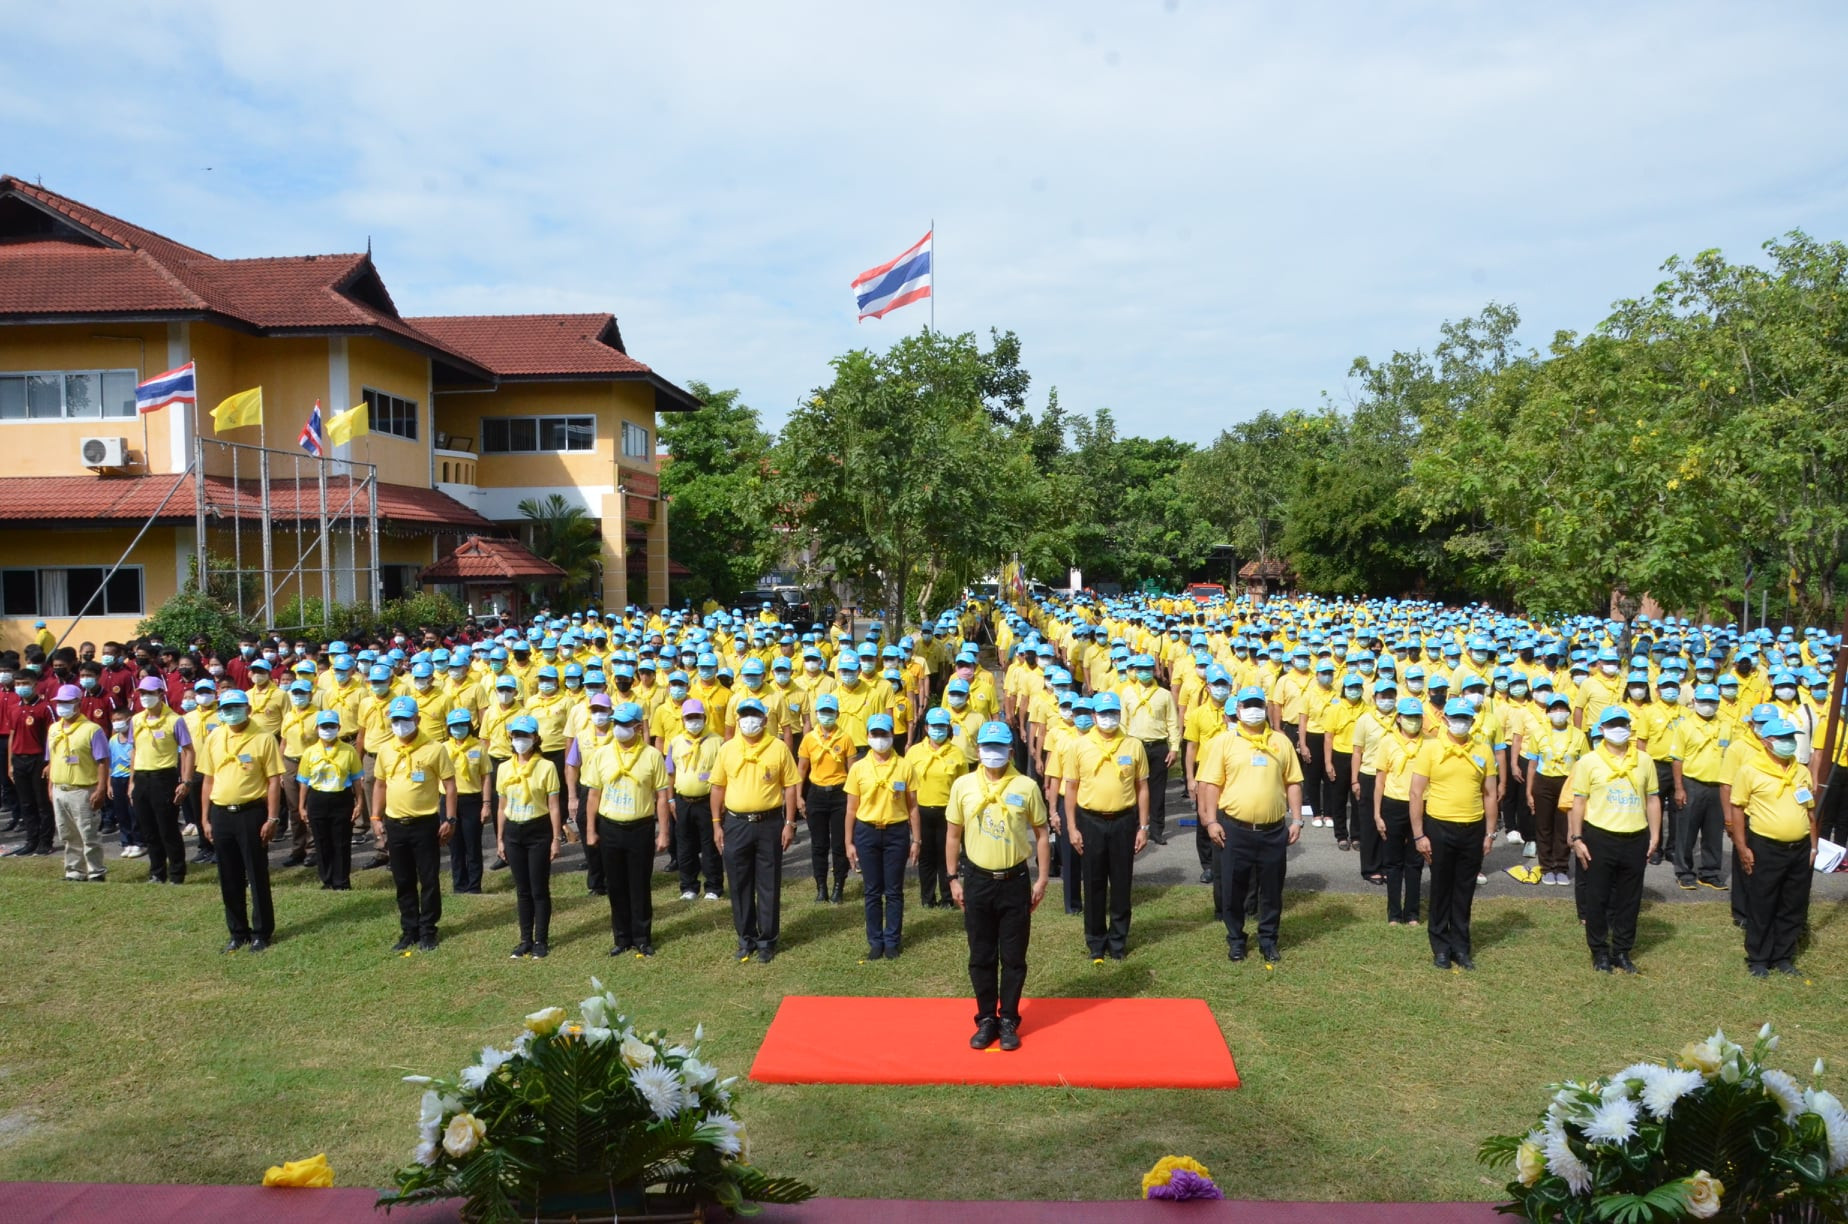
left=518, top=494, right=603, bottom=604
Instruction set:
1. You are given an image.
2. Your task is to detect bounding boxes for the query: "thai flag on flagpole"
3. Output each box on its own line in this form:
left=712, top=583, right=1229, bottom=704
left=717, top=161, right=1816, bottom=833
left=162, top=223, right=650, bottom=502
left=852, top=230, right=932, bottom=321
left=134, top=361, right=196, bottom=415
left=298, top=399, right=326, bottom=458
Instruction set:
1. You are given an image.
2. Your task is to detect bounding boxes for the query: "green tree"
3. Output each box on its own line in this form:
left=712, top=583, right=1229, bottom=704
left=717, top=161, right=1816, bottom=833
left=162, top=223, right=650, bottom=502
left=658, top=382, right=777, bottom=604
left=518, top=494, right=602, bottom=606
left=1178, top=409, right=1325, bottom=575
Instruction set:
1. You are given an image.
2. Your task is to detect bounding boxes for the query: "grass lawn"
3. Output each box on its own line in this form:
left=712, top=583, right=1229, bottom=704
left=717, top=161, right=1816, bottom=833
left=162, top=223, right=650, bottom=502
left=0, top=856, right=1842, bottom=1202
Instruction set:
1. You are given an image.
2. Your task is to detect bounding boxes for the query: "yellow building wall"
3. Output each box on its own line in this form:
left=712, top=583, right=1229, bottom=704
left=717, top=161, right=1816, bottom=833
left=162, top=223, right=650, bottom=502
left=0, top=322, right=178, bottom=475
left=196, top=333, right=329, bottom=479
left=0, top=526, right=183, bottom=652
left=433, top=380, right=659, bottom=490
left=345, top=337, right=433, bottom=489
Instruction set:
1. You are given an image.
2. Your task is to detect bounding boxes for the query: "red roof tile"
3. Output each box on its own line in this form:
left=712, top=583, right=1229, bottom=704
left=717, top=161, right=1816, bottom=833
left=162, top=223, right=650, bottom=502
left=421, top=535, right=565, bottom=582
left=407, top=314, right=650, bottom=378
left=0, top=473, right=495, bottom=532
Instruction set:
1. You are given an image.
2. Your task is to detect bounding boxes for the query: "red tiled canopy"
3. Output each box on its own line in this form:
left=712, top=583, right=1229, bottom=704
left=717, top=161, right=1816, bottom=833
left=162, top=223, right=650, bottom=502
left=421, top=534, right=565, bottom=583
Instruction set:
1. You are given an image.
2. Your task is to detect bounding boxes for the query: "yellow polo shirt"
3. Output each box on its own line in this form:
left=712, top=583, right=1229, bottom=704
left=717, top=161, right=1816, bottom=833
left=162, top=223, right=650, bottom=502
left=1323, top=696, right=1365, bottom=755
left=668, top=731, right=724, bottom=799
left=946, top=766, right=1046, bottom=871
left=799, top=727, right=855, bottom=787
left=1196, top=727, right=1300, bottom=824
left=1525, top=721, right=1590, bottom=778
left=1063, top=730, right=1148, bottom=812
left=375, top=733, right=454, bottom=818
left=1375, top=729, right=1425, bottom=802
left=1668, top=713, right=1727, bottom=784
left=297, top=740, right=362, bottom=794
left=445, top=735, right=487, bottom=795
left=524, top=692, right=572, bottom=753
left=907, top=737, right=973, bottom=805
left=47, top=717, right=107, bottom=788
left=480, top=697, right=519, bottom=759
left=1353, top=710, right=1388, bottom=775
left=1570, top=745, right=1658, bottom=834
left=1411, top=735, right=1496, bottom=822
left=710, top=734, right=800, bottom=813
left=581, top=741, right=669, bottom=823
left=845, top=751, right=915, bottom=827
left=495, top=755, right=559, bottom=824
left=131, top=707, right=187, bottom=772
left=356, top=694, right=394, bottom=753
left=1731, top=755, right=1815, bottom=842
left=244, top=682, right=286, bottom=735
left=279, top=702, right=318, bottom=759
left=199, top=723, right=285, bottom=806
left=832, top=680, right=887, bottom=747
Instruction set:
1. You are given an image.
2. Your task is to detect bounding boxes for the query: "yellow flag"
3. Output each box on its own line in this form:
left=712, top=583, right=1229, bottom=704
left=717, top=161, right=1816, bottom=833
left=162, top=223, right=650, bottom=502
left=325, top=402, right=369, bottom=446
left=211, top=387, right=263, bottom=432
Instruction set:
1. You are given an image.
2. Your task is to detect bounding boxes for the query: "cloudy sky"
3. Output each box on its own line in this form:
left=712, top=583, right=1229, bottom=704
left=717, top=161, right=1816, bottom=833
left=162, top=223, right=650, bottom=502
left=8, top=2, right=1847, bottom=440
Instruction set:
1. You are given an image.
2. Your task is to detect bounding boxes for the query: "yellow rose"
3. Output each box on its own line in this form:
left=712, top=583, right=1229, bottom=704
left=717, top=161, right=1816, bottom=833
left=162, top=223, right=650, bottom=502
left=524, top=1007, right=566, bottom=1036
left=1678, top=1039, right=1724, bottom=1077
left=1684, top=1170, right=1723, bottom=1219
left=1515, top=1141, right=1545, bottom=1187
left=442, top=1112, right=486, bottom=1159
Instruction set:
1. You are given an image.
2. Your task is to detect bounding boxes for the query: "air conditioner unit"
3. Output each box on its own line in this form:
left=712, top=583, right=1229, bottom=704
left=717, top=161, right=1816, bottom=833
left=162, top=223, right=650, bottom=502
left=80, top=437, right=130, bottom=468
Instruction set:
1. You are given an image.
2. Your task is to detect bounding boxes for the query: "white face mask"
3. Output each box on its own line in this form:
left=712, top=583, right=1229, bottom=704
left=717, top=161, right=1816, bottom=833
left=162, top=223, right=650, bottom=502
left=1446, top=717, right=1473, bottom=738
left=1208, top=683, right=1231, bottom=702
left=613, top=723, right=639, bottom=742
left=978, top=746, right=1010, bottom=770
left=391, top=718, right=418, bottom=739
left=685, top=719, right=706, bottom=736
left=1602, top=725, right=1631, bottom=747
left=1095, top=713, right=1120, bottom=733
left=738, top=715, right=767, bottom=737
left=926, top=724, right=949, bottom=741
left=1695, top=701, right=1718, bottom=718
left=868, top=734, right=894, bottom=754
left=592, top=711, right=612, bottom=728
left=1406, top=680, right=1424, bottom=695
left=1549, top=709, right=1571, bottom=728
left=1375, top=697, right=1396, bottom=715
left=1463, top=691, right=1484, bottom=710
left=511, top=735, right=536, bottom=755
left=1601, top=663, right=1620, bottom=677
left=1237, top=706, right=1267, bottom=726
left=55, top=702, right=77, bottom=719
left=140, top=694, right=160, bottom=710
left=317, top=725, right=340, bottom=742
left=538, top=680, right=557, bottom=695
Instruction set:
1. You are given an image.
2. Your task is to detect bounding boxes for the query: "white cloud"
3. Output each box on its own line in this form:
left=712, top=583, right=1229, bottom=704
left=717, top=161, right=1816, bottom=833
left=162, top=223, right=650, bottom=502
left=6, top=1, right=1847, bottom=440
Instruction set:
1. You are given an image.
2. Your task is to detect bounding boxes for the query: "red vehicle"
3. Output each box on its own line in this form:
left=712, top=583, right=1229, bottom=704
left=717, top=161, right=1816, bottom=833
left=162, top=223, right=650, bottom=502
left=1184, top=583, right=1226, bottom=603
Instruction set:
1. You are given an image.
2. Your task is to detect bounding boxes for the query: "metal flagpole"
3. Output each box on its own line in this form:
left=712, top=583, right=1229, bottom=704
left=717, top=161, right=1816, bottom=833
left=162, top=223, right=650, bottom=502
left=259, top=428, right=274, bottom=629
left=318, top=447, right=331, bottom=618
left=930, top=216, right=935, bottom=334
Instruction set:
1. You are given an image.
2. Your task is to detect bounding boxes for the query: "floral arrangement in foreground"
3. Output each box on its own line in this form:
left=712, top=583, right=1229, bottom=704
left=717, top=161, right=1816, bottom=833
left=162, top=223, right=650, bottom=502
left=1480, top=1024, right=1848, bottom=1223
left=377, top=980, right=815, bottom=1222
left=1141, top=1155, right=1223, bottom=1201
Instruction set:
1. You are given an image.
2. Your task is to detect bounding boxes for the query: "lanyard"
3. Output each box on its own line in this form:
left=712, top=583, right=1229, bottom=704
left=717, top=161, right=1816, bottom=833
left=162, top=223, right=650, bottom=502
left=503, top=754, right=541, bottom=807
left=977, top=771, right=1017, bottom=814
left=384, top=740, right=425, bottom=780
left=814, top=729, right=849, bottom=763
left=604, top=743, right=645, bottom=787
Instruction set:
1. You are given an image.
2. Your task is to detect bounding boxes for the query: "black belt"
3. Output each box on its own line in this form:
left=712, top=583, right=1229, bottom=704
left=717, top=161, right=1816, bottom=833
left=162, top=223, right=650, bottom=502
left=1079, top=805, right=1132, bottom=820
left=726, top=808, right=782, bottom=823
left=1225, top=816, right=1285, bottom=830
left=961, top=861, right=1029, bottom=881
left=809, top=782, right=843, bottom=791
left=213, top=800, right=265, bottom=815
left=1585, top=824, right=1646, bottom=838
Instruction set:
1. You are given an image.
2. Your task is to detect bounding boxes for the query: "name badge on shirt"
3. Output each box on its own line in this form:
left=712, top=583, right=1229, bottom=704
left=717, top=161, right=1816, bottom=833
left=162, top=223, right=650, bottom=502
left=153, top=730, right=166, bottom=740
left=467, top=750, right=480, bottom=761
left=1005, top=792, right=1026, bottom=808
left=65, top=754, right=78, bottom=765
left=1796, top=787, right=1814, bottom=805
left=892, top=780, right=906, bottom=792
left=1117, top=754, right=1133, bottom=767
left=698, top=771, right=710, bottom=782
left=411, top=770, right=426, bottom=783
left=238, top=753, right=252, bottom=765
left=1250, top=753, right=1269, bottom=767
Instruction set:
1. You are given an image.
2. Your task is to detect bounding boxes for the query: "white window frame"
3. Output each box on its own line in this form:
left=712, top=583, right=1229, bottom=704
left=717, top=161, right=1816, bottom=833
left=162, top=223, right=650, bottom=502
left=480, top=414, right=599, bottom=455
left=1, top=565, right=145, bottom=617
left=0, top=368, right=139, bottom=422
left=362, top=386, right=419, bottom=441
left=621, top=420, right=651, bottom=460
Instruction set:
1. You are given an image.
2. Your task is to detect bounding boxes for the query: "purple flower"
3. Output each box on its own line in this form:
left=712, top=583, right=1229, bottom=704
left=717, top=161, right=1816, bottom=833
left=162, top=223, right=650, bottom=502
left=1147, top=1169, right=1223, bottom=1201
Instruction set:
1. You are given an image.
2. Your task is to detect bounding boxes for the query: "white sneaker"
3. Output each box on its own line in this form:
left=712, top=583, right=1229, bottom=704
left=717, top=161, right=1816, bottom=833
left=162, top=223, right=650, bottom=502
left=1475, top=873, right=1488, bottom=885
left=183, top=823, right=198, bottom=837
left=122, top=845, right=147, bottom=858
left=1523, top=841, right=1537, bottom=857
left=702, top=891, right=720, bottom=901
left=1504, top=830, right=1523, bottom=845
left=679, top=890, right=696, bottom=901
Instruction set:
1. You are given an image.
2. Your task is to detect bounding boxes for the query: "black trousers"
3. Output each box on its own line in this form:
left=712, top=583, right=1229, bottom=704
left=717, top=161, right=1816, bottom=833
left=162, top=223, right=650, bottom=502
left=385, top=814, right=442, bottom=940
left=305, top=788, right=354, bottom=889
left=1141, top=739, right=1171, bottom=836
left=599, top=817, right=657, bottom=947
left=449, top=792, right=485, bottom=893
left=1301, top=732, right=1328, bottom=827
left=1058, top=807, right=1084, bottom=914
left=1077, top=806, right=1135, bottom=957
left=1327, top=752, right=1354, bottom=843
left=553, top=749, right=599, bottom=892
left=675, top=794, right=722, bottom=894
left=503, top=818, right=553, bottom=943
left=1221, top=819, right=1286, bottom=948
left=1532, top=773, right=1571, bottom=875
left=1504, top=764, right=1534, bottom=843
left=722, top=813, right=784, bottom=949
left=210, top=801, right=274, bottom=942
left=1673, top=779, right=1725, bottom=885
left=1580, top=824, right=1647, bottom=957
left=916, top=804, right=949, bottom=906
left=13, top=754, right=49, bottom=851
left=1821, top=772, right=1848, bottom=847
left=1426, top=816, right=1484, bottom=959
left=964, top=868, right=1031, bottom=1025
left=1356, top=772, right=1383, bottom=877
left=1654, top=761, right=1678, bottom=859
left=1743, top=831, right=1812, bottom=968
left=134, top=767, right=186, bottom=883
left=804, top=782, right=848, bottom=893
left=1380, top=795, right=1422, bottom=923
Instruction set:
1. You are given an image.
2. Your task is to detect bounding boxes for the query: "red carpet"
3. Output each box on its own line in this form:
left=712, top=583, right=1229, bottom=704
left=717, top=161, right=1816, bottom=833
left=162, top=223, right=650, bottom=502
left=0, top=1183, right=1502, bottom=1222
left=749, top=996, right=1240, bottom=1089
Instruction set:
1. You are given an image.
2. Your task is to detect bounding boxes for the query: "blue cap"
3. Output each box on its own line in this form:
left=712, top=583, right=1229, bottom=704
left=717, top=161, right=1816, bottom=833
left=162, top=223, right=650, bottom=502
left=1596, top=705, right=1631, bottom=726
left=1372, top=678, right=1397, bottom=694
left=1342, top=672, right=1363, bottom=689
left=564, top=662, right=585, bottom=679
left=839, top=650, right=861, bottom=671
left=387, top=696, right=418, bottom=720
left=494, top=675, right=518, bottom=691
left=445, top=708, right=472, bottom=726
left=816, top=694, right=839, bottom=713
left=1204, top=664, right=1230, bottom=684
left=1442, top=698, right=1474, bottom=719
left=867, top=713, right=895, bottom=734
left=289, top=679, right=313, bottom=694
left=1092, top=692, right=1122, bottom=713
left=193, top=678, right=217, bottom=692
left=1692, top=683, right=1720, bottom=701
left=537, top=665, right=559, bottom=680
left=924, top=707, right=952, bottom=726
left=1456, top=671, right=1485, bottom=690
left=741, top=658, right=765, bottom=676
left=368, top=664, right=392, bottom=683
left=217, top=688, right=248, bottom=707
left=410, top=661, right=433, bottom=679
left=315, top=709, right=342, bottom=727
left=612, top=701, right=644, bottom=724
left=1762, top=716, right=1797, bottom=738
left=1395, top=697, right=1424, bottom=716
left=1235, top=684, right=1267, bottom=704
left=771, top=656, right=792, bottom=670
left=1129, top=653, right=1155, bottom=668
left=975, top=720, right=1012, bottom=746
left=735, top=697, right=767, bottom=717
left=508, top=714, right=539, bottom=736
left=696, top=652, right=718, bottom=669
left=1749, top=703, right=1778, bottom=724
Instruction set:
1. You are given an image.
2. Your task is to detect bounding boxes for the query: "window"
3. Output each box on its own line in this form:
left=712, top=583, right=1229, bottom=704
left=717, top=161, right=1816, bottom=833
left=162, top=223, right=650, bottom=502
left=482, top=415, right=596, bottom=454
left=0, top=369, right=137, bottom=420
left=362, top=388, right=418, bottom=440
left=1, top=566, right=143, bottom=617
left=621, top=420, right=651, bottom=459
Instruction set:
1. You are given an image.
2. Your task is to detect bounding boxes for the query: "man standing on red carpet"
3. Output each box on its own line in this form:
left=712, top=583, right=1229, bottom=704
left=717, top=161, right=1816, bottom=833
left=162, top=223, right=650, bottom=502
left=946, top=721, right=1050, bottom=1052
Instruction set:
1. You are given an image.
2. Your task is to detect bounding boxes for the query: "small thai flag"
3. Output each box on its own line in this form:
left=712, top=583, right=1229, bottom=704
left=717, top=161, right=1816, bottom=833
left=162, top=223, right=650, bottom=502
left=852, top=230, right=932, bottom=321
left=299, top=400, right=326, bottom=458
left=135, top=361, right=197, bottom=415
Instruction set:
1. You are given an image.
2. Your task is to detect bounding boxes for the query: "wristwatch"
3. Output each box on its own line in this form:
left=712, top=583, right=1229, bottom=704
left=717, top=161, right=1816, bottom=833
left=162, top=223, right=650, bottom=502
left=946, top=873, right=959, bottom=882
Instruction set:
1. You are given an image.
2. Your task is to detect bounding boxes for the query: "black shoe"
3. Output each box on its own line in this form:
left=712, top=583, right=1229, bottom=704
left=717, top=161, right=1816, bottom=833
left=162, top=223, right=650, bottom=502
left=1677, top=878, right=1697, bottom=891
left=588, top=885, right=607, bottom=896
left=1228, top=943, right=1247, bottom=963
left=392, top=936, right=415, bottom=953
left=885, top=945, right=901, bottom=960
left=610, top=942, right=634, bottom=956
left=866, top=944, right=885, bottom=960
left=757, top=945, right=776, bottom=964
left=1433, top=952, right=1451, bottom=970
left=222, top=938, right=247, bottom=954
left=1200, top=869, right=1214, bottom=884
left=1108, top=949, right=1126, bottom=961
left=1260, top=944, right=1280, bottom=965
left=1592, top=952, right=1613, bottom=974
left=248, top=938, right=268, bottom=954
left=99, top=822, right=118, bottom=835
left=366, top=855, right=389, bottom=869
left=1773, top=960, right=1802, bottom=977
left=418, top=936, right=438, bottom=953
left=1748, top=963, right=1770, bottom=978
left=1452, top=953, right=1476, bottom=971
left=1613, top=953, right=1639, bottom=975
left=490, top=857, right=508, bottom=870
left=193, top=850, right=216, bottom=865
left=830, top=884, right=844, bottom=904
left=1149, top=832, right=1168, bottom=845
left=531, top=942, right=548, bottom=959
left=282, top=853, right=306, bottom=867
left=970, top=1017, right=1000, bottom=1049
left=510, top=941, right=533, bottom=959
left=998, top=1019, right=1021, bottom=1051
left=634, top=943, right=654, bottom=958
left=815, top=885, right=829, bottom=904
left=1647, top=850, right=1663, bottom=865
left=735, top=942, right=753, bottom=962
left=1733, top=916, right=1747, bottom=929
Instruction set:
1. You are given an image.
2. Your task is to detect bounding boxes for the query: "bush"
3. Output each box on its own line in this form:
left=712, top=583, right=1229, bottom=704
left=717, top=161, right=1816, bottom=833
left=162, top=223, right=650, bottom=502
left=379, top=591, right=467, bottom=633
left=274, top=596, right=377, bottom=643
left=135, top=590, right=258, bottom=649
